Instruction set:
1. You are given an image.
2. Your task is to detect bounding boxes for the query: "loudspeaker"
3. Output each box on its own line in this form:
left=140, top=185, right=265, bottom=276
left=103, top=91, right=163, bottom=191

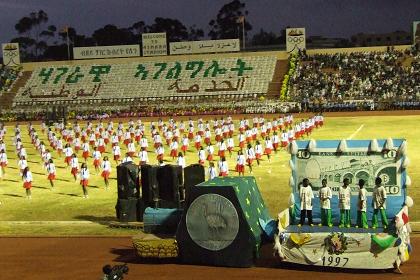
left=184, top=164, right=205, bottom=203
left=45, top=106, right=67, bottom=126
left=116, top=198, right=139, bottom=222
left=157, top=165, right=182, bottom=208
left=140, top=164, right=159, bottom=207
left=136, top=198, right=145, bottom=222
left=117, top=162, right=140, bottom=199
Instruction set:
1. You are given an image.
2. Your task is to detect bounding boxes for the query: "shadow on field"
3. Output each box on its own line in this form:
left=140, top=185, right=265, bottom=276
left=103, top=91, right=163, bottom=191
left=75, top=215, right=117, bottom=225
left=3, top=178, right=20, bottom=182
left=56, top=178, right=71, bottom=182
left=2, top=193, right=24, bottom=198
left=28, top=160, right=39, bottom=164
left=32, top=172, right=46, bottom=175
left=57, top=192, right=79, bottom=197
left=32, top=185, right=49, bottom=190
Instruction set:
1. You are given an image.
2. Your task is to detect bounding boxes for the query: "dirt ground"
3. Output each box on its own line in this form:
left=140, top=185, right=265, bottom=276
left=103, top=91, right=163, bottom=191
left=1, top=236, right=419, bottom=280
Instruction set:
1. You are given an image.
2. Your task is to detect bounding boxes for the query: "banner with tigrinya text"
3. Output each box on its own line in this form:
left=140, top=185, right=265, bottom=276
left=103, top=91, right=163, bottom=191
left=73, top=45, right=140, bottom=60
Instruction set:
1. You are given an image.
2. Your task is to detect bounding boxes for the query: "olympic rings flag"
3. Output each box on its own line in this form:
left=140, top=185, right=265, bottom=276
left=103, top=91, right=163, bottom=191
left=286, top=28, right=306, bottom=53
left=2, top=43, right=21, bottom=67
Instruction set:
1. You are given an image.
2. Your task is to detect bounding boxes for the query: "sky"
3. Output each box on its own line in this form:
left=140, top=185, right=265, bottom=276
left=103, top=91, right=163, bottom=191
left=0, top=0, right=419, bottom=44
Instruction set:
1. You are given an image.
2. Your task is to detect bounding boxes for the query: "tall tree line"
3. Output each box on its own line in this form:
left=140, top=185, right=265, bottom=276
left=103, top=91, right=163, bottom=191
left=10, top=0, right=288, bottom=61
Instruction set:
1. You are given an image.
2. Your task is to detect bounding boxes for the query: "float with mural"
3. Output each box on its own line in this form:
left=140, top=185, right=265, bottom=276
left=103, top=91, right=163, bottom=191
left=274, top=139, right=413, bottom=270
left=132, top=138, right=413, bottom=271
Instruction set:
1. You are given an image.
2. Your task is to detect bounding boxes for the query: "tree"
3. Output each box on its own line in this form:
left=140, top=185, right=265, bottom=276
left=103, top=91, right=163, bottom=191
left=92, top=25, right=134, bottom=46
left=15, top=17, right=33, bottom=36
left=188, top=25, right=204, bottom=41
left=56, top=27, right=77, bottom=59
left=30, top=10, right=48, bottom=57
left=58, top=27, right=75, bottom=41
left=278, top=26, right=291, bottom=45
left=251, top=28, right=281, bottom=46
left=208, top=0, right=252, bottom=41
left=13, top=10, right=50, bottom=59
left=334, top=39, right=353, bottom=48
left=147, top=17, right=189, bottom=42
left=46, top=26, right=96, bottom=60
left=10, top=37, right=36, bottom=60
left=130, top=21, right=147, bottom=37
left=43, top=44, right=69, bottom=61
left=40, top=25, right=57, bottom=44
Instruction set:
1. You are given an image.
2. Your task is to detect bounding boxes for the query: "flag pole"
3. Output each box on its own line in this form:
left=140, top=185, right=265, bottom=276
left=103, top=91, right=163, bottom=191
left=242, top=18, right=245, bottom=50
left=66, top=28, right=70, bottom=60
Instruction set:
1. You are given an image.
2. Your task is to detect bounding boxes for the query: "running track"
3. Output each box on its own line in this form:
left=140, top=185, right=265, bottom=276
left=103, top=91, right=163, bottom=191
left=1, top=236, right=419, bottom=279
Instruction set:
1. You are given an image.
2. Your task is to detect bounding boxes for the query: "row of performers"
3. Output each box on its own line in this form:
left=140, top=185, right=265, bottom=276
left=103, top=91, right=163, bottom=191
left=298, top=177, right=389, bottom=229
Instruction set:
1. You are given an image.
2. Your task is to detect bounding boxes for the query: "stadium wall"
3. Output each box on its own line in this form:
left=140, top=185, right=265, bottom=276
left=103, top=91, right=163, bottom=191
left=20, top=51, right=288, bottom=71
left=305, top=44, right=411, bottom=55
left=20, top=44, right=412, bottom=72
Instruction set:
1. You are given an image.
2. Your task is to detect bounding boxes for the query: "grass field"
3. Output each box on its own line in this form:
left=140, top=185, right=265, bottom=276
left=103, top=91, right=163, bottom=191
left=0, top=112, right=419, bottom=236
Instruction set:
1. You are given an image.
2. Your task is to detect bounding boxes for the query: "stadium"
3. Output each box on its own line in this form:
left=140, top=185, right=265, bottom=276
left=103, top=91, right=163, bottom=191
left=0, top=1, right=419, bottom=279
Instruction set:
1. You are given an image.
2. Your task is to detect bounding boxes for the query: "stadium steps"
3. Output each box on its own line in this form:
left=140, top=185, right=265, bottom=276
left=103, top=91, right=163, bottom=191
left=0, top=71, right=32, bottom=110
left=10, top=71, right=32, bottom=93
left=266, top=59, right=288, bottom=98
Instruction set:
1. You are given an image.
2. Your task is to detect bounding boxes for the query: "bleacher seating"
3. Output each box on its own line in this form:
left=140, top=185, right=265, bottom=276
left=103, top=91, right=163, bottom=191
left=14, top=56, right=277, bottom=108
left=0, top=65, right=20, bottom=92
left=288, top=49, right=420, bottom=103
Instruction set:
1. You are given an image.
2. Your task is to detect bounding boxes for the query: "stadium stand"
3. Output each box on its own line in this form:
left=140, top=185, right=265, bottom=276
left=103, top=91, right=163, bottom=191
left=2, top=45, right=419, bottom=121
left=288, top=48, right=420, bottom=109
left=13, top=55, right=277, bottom=108
left=0, top=65, right=20, bottom=92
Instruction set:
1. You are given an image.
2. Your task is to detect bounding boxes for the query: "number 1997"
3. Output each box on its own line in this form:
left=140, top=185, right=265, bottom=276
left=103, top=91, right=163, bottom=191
left=322, top=256, right=349, bottom=267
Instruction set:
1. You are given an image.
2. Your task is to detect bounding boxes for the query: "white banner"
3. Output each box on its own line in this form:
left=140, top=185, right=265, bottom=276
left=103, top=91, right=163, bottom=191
left=2, top=43, right=20, bottom=66
left=281, top=232, right=399, bottom=269
left=170, top=42, right=193, bottom=55
left=286, top=28, right=306, bottom=53
left=413, top=21, right=420, bottom=45
left=170, top=39, right=240, bottom=55
left=142, top=32, right=167, bottom=56
left=275, top=207, right=411, bottom=270
left=73, top=45, right=140, bottom=60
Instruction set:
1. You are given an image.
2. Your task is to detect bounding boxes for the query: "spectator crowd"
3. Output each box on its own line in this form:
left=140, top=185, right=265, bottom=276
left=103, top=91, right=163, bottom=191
left=1, top=99, right=301, bottom=122
left=0, top=65, right=21, bottom=92
left=1, top=46, right=420, bottom=122
left=289, top=47, right=420, bottom=108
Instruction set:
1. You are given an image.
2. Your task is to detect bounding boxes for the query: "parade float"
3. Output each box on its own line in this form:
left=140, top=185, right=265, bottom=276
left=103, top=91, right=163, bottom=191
left=274, top=139, right=413, bottom=270
left=132, top=138, right=413, bottom=271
